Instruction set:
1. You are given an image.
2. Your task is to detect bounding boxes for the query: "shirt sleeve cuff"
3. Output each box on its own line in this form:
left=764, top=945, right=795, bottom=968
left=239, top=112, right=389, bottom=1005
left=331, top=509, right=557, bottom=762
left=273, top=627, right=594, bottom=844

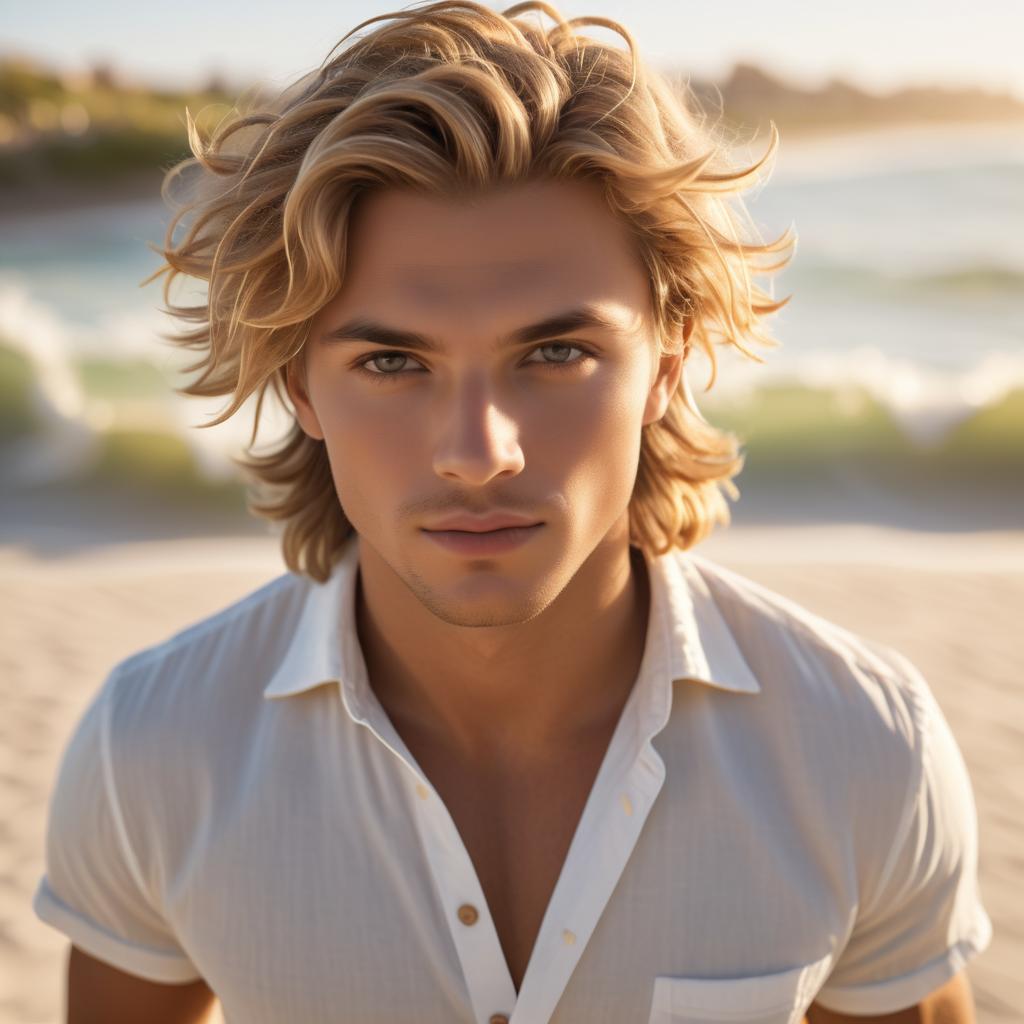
left=32, top=876, right=203, bottom=985
left=812, top=909, right=993, bottom=1016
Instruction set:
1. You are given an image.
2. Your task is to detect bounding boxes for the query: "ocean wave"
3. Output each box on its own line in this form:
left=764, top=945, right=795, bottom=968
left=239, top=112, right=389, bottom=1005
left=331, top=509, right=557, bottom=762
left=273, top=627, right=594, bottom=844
left=688, top=345, right=1024, bottom=447
left=0, top=277, right=277, bottom=487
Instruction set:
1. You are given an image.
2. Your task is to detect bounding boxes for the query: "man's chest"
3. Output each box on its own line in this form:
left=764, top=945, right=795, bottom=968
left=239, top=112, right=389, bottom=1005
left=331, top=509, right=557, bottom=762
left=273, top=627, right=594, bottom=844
left=164, top=715, right=852, bottom=1023
left=415, top=740, right=612, bottom=994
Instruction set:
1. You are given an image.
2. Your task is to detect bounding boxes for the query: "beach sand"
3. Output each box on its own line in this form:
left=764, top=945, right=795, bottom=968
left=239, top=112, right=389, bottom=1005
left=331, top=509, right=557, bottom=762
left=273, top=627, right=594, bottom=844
left=2, top=526, right=1020, bottom=1023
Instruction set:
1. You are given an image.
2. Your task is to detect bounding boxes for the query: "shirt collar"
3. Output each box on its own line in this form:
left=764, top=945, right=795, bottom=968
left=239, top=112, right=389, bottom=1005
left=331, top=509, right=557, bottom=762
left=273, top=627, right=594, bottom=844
left=262, top=534, right=762, bottom=716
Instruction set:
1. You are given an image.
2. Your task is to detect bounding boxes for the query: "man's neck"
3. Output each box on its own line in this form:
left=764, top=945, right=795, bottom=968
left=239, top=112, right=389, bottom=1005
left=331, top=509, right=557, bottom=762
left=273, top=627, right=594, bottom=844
left=354, top=538, right=652, bottom=771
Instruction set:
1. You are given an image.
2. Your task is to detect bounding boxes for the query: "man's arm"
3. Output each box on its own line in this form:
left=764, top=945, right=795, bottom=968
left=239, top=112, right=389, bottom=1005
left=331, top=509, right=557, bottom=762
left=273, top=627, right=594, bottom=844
left=33, top=674, right=211, bottom=1019
left=67, top=945, right=217, bottom=1024
left=807, top=970, right=975, bottom=1024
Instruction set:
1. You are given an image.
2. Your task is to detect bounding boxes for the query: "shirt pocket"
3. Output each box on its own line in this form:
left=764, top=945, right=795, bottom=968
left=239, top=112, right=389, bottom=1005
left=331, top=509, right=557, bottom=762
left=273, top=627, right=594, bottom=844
left=647, top=950, right=833, bottom=1024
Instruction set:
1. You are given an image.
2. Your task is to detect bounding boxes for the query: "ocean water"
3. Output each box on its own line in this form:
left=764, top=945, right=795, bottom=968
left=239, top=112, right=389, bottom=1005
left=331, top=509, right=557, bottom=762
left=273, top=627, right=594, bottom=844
left=712, top=121, right=1024, bottom=435
left=1, top=120, right=1022, bottom=482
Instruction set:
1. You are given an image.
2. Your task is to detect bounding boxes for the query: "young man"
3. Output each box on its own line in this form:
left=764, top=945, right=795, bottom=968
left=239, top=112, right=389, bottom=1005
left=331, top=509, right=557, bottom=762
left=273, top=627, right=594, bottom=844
left=34, top=2, right=991, bottom=1022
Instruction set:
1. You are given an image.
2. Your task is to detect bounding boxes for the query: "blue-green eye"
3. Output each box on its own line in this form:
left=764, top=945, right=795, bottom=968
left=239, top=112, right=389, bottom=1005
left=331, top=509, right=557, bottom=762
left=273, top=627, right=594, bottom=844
left=524, top=342, right=589, bottom=368
left=352, top=341, right=594, bottom=383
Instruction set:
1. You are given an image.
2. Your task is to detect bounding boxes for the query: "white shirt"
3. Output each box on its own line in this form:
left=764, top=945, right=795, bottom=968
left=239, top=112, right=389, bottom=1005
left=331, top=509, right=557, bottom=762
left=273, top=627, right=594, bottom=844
left=33, top=534, right=992, bottom=1024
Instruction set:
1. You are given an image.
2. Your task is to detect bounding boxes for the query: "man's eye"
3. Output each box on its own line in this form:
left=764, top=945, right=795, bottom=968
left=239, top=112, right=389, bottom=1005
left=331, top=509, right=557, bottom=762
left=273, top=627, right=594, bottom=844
left=523, top=342, right=592, bottom=368
left=354, top=351, right=419, bottom=378
left=352, top=342, right=594, bottom=383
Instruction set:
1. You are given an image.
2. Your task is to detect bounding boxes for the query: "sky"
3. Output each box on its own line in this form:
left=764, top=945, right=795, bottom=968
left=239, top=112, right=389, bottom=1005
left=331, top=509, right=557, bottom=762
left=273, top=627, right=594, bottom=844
left=4, top=0, right=1024, bottom=101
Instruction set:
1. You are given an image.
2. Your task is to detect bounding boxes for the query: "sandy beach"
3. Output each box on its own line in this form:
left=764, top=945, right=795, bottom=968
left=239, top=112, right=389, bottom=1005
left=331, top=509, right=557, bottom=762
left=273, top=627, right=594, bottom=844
left=2, top=525, right=1020, bottom=1023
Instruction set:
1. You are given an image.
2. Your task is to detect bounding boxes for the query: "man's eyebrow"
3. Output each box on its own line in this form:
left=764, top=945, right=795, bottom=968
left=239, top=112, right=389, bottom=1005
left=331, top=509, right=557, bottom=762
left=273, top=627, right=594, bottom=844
left=318, top=304, right=629, bottom=352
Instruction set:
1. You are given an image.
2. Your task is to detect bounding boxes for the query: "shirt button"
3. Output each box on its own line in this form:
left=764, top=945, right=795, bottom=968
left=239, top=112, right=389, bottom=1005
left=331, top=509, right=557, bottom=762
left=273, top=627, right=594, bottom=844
left=488, top=1015, right=510, bottom=1024
left=457, top=903, right=479, bottom=926
left=620, top=792, right=633, bottom=816
left=415, top=782, right=430, bottom=800
left=562, top=928, right=576, bottom=945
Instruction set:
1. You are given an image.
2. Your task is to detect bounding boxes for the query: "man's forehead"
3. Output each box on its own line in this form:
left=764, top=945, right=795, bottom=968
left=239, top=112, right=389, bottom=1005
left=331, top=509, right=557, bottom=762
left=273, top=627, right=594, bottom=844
left=389, top=259, right=563, bottom=305
left=340, top=182, right=650, bottom=314
left=348, top=180, right=635, bottom=264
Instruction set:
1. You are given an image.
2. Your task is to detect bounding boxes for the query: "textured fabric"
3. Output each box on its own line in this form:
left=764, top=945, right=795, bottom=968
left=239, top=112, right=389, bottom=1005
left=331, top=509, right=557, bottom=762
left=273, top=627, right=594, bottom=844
left=33, top=534, right=992, bottom=1023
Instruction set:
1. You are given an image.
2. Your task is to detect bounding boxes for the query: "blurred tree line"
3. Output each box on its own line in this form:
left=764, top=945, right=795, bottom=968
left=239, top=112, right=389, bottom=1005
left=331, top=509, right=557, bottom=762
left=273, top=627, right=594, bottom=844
left=2, top=53, right=1023, bottom=194
left=0, top=57, right=247, bottom=190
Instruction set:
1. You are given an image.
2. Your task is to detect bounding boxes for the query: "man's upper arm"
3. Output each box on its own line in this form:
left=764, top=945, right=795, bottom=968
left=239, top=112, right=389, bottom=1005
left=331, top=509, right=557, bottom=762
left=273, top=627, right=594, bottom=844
left=68, top=945, right=216, bottom=1024
left=33, top=670, right=205, bottom=989
left=809, top=968, right=975, bottom=1023
left=812, top=650, right=992, bottom=1016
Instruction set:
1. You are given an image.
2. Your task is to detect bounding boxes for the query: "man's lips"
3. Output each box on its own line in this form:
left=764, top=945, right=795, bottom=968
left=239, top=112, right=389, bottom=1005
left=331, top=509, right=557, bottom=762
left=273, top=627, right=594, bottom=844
left=422, top=514, right=544, bottom=532
left=421, top=523, right=544, bottom=554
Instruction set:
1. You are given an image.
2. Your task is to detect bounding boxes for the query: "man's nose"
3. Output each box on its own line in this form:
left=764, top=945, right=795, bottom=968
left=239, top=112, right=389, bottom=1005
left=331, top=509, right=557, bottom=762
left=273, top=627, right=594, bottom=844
left=430, top=385, right=526, bottom=485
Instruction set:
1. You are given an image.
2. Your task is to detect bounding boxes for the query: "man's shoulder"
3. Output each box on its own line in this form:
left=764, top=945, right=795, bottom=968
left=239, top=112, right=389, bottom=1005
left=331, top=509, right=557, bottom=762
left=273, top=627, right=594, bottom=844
left=678, top=550, right=930, bottom=762
left=66, top=570, right=325, bottom=883
left=104, top=569, right=315, bottom=725
left=682, top=550, right=919, bottom=693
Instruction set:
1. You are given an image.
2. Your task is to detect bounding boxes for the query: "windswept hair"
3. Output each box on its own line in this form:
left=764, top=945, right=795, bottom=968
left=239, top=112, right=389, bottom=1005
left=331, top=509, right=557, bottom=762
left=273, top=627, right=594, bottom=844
left=143, top=0, right=794, bottom=583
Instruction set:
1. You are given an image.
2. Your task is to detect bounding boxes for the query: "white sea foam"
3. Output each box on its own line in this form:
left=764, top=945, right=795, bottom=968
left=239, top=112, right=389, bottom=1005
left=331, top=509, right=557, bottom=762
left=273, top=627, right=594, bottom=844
left=0, top=277, right=85, bottom=422
left=0, top=278, right=102, bottom=485
left=0, top=274, right=286, bottom=485
left=688, top=342, right=1024, bottom=446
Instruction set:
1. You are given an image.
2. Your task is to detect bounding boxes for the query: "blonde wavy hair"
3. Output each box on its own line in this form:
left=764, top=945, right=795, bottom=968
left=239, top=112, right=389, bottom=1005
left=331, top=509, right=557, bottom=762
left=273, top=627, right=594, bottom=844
left=143, top=0, right=794, bottom=583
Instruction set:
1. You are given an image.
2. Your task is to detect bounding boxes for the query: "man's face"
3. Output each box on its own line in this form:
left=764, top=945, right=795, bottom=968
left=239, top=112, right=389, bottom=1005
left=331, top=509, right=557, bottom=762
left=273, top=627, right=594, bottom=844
left=288, top=178, right=681, bottom=626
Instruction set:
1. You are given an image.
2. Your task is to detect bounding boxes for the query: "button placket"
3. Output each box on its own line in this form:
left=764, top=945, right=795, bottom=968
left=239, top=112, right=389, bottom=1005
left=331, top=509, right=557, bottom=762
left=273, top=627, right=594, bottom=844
left=406, top=770, right=517, bottom=1024
left=347, top=694, right=516, bottom=1023
left=505, top=581, right=674, bottom=1024
left=507, top=750, right=667, bottom=1024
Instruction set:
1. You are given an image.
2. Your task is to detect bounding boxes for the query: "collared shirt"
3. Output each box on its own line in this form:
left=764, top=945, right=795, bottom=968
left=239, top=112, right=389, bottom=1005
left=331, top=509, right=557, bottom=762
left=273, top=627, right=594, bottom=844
left=33, top=534, right=992, bottom=1023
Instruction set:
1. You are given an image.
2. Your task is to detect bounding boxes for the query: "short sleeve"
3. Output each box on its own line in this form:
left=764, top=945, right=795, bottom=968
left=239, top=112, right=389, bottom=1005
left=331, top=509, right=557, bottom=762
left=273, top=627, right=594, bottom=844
left=814, top=652, right=993, bottom=1015
left=32, top=669, right=202, bottom=984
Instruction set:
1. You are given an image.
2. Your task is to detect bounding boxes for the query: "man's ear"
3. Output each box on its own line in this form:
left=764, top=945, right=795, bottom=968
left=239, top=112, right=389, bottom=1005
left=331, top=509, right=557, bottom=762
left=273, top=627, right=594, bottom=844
left=284, top=355, right=326, bottom=441
left=642, top=322, right=689, bottom=428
